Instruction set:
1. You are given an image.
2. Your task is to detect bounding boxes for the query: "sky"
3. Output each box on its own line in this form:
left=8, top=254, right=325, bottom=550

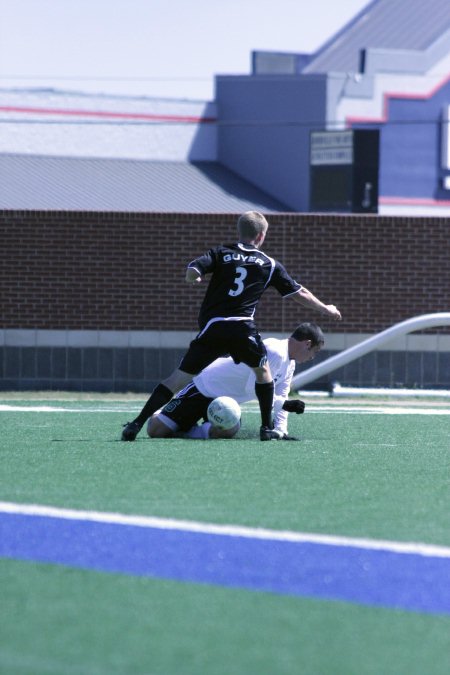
left=0, top=0, right=370, bottom=101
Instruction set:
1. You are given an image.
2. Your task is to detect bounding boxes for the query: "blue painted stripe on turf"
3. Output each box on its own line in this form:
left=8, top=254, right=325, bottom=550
left=1, top=513, right=450, bottom=615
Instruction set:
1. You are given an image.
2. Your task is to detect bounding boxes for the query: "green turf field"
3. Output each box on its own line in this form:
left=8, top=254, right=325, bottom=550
left=1, top=394, right=450, bottom=675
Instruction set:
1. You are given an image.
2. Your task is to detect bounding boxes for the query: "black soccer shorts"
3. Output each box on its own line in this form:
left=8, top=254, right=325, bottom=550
left=158, top=382, right=212, bottom=432
left=179, top=319, right=268, bottom=375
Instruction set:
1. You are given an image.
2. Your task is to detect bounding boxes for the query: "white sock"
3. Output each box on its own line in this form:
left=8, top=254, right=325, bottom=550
left=183, top=422, right=211, bottom=440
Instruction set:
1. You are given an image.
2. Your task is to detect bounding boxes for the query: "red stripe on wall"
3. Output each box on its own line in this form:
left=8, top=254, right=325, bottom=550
left=0, top=105, right=216, bottom=123
left=379, top=196, right=450, bottom=206
left=346, top=72, right=450, bottom=127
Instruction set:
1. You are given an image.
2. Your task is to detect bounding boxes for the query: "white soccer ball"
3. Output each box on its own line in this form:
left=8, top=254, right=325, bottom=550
left=207, top=396, right=241, bottom=430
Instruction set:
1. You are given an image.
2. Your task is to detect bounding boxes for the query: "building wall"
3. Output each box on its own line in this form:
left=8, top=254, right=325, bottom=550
left=1, top=210, right=449, bottom=391
left=216, top=69, right=450, bottom=215
left=352, top=77, right=450, bottom=202
left=216, top=75, right=328, bottom=211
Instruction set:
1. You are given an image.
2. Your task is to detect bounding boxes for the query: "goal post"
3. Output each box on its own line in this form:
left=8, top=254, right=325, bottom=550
left=290, top=313, right=450, bottom=392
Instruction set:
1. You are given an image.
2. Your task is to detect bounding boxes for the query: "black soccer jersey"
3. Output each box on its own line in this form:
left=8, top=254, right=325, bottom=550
left=188, top=242, right=302, bottom=329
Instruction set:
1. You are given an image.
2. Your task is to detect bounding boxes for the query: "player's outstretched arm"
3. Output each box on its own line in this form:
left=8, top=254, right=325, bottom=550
left=292, top=287, right=342, bottom=321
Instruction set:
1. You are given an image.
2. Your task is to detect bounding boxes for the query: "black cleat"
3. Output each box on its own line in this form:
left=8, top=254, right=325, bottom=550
left=121, top=420, right=142, bottom=441
left=260, top=426, right=282, bottom=441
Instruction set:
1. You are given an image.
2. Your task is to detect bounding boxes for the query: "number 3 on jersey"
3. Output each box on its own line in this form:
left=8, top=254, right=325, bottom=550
left=228, top=266, right=247, bottom=297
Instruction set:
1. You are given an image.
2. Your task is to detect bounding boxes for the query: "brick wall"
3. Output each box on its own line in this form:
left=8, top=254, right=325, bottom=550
left=1, top=210, right=449, bottom=334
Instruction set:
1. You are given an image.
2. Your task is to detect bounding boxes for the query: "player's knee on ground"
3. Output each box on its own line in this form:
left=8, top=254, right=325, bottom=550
left=147, top=415, right=175, bottom=438
left=209, top=421, right=240, bottom=439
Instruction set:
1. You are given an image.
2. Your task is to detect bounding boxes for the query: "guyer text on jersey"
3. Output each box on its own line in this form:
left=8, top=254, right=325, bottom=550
left=222, top=253, right=265, bottom=266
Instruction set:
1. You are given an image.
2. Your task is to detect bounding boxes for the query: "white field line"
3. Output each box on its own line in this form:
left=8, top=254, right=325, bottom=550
left=307, top=407, right=450, bottom=415
left=1, top=501, right=450, bottom=560
left=0, top=405, right=134, bottom=412
left=1, top=404, right=450, bottom=415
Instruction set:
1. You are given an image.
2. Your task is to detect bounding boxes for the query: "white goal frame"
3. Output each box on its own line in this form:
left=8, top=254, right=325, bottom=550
left=290, top=313, right=450, bottom=391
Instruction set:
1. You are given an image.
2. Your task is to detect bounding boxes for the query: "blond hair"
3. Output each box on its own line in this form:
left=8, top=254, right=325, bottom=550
left=237, top=211, right=269, bottom=241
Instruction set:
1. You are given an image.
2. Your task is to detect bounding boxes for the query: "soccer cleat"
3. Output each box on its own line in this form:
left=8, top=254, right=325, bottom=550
left=121, top=420, right=142, bottom=441
left=260, top=425, right=281, bottom=441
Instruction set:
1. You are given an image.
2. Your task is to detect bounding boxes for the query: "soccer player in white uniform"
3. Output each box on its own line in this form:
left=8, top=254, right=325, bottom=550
left=147, top=322, right=324, bottom=441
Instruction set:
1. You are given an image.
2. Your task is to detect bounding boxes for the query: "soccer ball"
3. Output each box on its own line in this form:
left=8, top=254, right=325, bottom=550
left=207, top=396, right=241, bottom=430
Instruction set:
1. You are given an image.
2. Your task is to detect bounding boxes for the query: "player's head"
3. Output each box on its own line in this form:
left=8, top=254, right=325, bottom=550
left=289, top=322, right=324, bottom=363
left=237, top=211, right=269, bottom=247
left=291, top=322, right=324, bottom=347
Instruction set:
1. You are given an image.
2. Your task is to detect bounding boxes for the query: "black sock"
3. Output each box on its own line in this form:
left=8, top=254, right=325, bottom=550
left=255, top=381, right=274, bottom=428
left=134, top=383, right=173, bottom=426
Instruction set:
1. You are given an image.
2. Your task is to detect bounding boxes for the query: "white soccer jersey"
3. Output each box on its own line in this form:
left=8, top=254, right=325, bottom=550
left=193, top=337, right=295, bottom=435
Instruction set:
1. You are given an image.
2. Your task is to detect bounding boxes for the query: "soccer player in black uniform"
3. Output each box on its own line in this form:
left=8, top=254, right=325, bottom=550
left=122, top=211, right=341, bottom=442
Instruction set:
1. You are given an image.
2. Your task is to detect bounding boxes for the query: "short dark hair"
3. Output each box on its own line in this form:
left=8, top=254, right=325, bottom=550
left=290, top=322, right=324, bottom=347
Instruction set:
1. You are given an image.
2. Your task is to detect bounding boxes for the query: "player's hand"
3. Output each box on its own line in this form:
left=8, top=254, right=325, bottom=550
left=185, top=268, right=203, bottom=283
left=282, top=399, right=305, bottom=414
left=325, top=304, right=342, bottom=321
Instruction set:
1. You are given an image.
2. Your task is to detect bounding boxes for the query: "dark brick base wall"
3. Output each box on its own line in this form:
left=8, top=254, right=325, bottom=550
left=0, top=345, right=185, bottom=393
left=1, top=346, right=449, bottom=392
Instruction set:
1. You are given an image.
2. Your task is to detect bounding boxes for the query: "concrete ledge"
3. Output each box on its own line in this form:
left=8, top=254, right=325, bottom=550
left=1, top=329, right=450, bottom=352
